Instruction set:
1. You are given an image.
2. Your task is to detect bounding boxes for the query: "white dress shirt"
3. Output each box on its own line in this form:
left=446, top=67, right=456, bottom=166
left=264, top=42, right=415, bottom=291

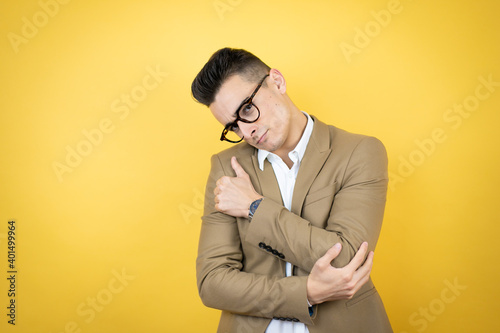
left=258, top=112, right=314, bottom=333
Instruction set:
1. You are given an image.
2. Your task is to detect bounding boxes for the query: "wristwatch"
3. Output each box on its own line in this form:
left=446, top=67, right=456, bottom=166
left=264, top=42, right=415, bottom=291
left=248, top=198, right=263, bottom=221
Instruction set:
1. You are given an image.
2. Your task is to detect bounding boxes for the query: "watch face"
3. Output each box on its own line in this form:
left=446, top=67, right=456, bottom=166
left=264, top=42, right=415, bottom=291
left=251, top=199, right=262, bottom=212
left=249, top=199, right=262, bottom=219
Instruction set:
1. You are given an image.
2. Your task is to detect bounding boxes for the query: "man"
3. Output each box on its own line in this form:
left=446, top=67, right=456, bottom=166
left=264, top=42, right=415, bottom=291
left=192, top=48, right=392, bottom=332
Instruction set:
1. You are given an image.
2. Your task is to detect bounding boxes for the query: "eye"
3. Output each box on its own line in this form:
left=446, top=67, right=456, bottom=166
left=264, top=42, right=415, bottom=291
left=241, top=103, right=253, bottom=114
left=229, top=123, right=239, bottom=132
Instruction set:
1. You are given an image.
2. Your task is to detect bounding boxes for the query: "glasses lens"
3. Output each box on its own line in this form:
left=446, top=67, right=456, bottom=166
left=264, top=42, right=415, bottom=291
left=238, top=103, right=259, bottom=122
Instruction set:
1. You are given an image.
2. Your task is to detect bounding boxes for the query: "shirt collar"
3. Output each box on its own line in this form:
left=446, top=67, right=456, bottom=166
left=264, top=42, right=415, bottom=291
left=258, top=112, right=314, bottom=171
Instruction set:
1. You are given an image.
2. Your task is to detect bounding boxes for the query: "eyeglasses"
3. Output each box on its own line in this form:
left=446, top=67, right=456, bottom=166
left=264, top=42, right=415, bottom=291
left=220, top=74, right=270, bottom=143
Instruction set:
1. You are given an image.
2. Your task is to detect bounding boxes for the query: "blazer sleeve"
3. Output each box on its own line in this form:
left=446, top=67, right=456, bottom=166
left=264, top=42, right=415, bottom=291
left=196, top=154, right=315, bottom=324
left=245, top=136, right=389, bottom=271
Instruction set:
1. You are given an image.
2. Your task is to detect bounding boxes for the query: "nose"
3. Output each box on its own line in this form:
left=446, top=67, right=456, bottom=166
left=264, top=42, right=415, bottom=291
left=238, top=121, right=258, bottom=140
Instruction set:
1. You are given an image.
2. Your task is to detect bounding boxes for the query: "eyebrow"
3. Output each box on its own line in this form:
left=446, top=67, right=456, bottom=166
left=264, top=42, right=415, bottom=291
left=224, top=97, right=250, bottom=128
left=234, top=97, right=250, bottom=116
left=223, top=74, right=269, bottom=128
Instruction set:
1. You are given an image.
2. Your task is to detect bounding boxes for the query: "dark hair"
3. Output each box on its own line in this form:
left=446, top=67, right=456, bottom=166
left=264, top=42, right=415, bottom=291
left=191, top=48, right=271, bottom=106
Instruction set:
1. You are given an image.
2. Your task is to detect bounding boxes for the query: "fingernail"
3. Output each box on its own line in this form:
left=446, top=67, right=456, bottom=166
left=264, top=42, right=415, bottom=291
left=334, top=243, right=341, bottom=249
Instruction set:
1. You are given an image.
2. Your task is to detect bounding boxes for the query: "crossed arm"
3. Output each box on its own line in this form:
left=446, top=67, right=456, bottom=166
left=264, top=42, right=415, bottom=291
left=197, top=137, right=388, bottom=322
left=213, top=156, right=374, bottom=305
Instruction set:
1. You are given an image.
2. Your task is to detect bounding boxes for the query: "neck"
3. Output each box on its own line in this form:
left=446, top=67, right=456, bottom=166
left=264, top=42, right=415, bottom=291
left=274, top=105, right=308, bottom=166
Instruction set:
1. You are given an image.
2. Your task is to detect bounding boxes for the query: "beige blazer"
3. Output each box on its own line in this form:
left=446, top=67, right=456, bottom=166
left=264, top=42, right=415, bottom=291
left=197, top=116, right=393, bottom=333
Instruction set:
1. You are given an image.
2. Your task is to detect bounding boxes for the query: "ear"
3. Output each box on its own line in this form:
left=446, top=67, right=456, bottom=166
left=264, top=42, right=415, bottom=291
left=269, top=68, right=286, bottom=94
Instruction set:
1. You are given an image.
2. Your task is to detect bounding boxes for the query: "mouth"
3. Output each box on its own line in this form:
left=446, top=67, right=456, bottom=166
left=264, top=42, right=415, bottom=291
left=257, top=130, right=268, bottom=145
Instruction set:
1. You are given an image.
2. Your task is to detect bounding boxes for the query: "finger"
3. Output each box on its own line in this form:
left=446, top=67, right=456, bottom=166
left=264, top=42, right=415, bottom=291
left=231, top=156, right=248, bottom=178
left=345, top=242, right=369, bottom=271
left=353, top=251, right=374, bottom=286
left=316, top=243, right=342, bottom=267
left=355, top=250, right=373, bottom=275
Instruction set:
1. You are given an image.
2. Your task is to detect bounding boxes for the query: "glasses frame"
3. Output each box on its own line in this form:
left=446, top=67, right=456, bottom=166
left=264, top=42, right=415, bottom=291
left=220, top=74, right=270, bottom=143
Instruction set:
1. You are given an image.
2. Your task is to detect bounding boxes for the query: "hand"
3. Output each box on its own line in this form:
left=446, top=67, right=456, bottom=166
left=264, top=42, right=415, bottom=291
left=306, top=242, right=373, bottom=305
left=214, top=156, right=263, bottom=217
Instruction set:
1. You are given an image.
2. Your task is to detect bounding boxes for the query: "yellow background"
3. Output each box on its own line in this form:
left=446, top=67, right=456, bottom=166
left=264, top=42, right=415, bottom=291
left=1, top=0, right=499, bottom=332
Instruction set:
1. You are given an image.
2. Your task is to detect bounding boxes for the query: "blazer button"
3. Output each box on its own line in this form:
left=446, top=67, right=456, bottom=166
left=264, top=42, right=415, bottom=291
left=271, top=249, right=279, bottom=256
left=258, top=242, right=266, bottom=249
left=292, top=318, right=300, bottom=322
left=278, top=253, right=285, bottom=259
left=265, top=245, right=272, bottom=252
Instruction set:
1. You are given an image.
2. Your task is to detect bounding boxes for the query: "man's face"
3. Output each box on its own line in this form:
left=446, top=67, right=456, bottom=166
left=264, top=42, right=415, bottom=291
left=209, top=72, right=291, bottom=153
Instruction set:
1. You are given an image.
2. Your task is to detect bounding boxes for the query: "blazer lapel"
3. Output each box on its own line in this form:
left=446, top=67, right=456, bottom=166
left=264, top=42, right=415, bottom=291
left=251, top=150, right=287, bottom=276
left=251, top=153, right=283, bottom=206
left=291, top=116, right=332, bottom=215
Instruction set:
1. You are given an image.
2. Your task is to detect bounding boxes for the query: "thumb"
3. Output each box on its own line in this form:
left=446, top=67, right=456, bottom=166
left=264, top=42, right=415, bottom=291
left=231, top=156, right=248, bottom=178
left=317, top=243, right=342, bottom=266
